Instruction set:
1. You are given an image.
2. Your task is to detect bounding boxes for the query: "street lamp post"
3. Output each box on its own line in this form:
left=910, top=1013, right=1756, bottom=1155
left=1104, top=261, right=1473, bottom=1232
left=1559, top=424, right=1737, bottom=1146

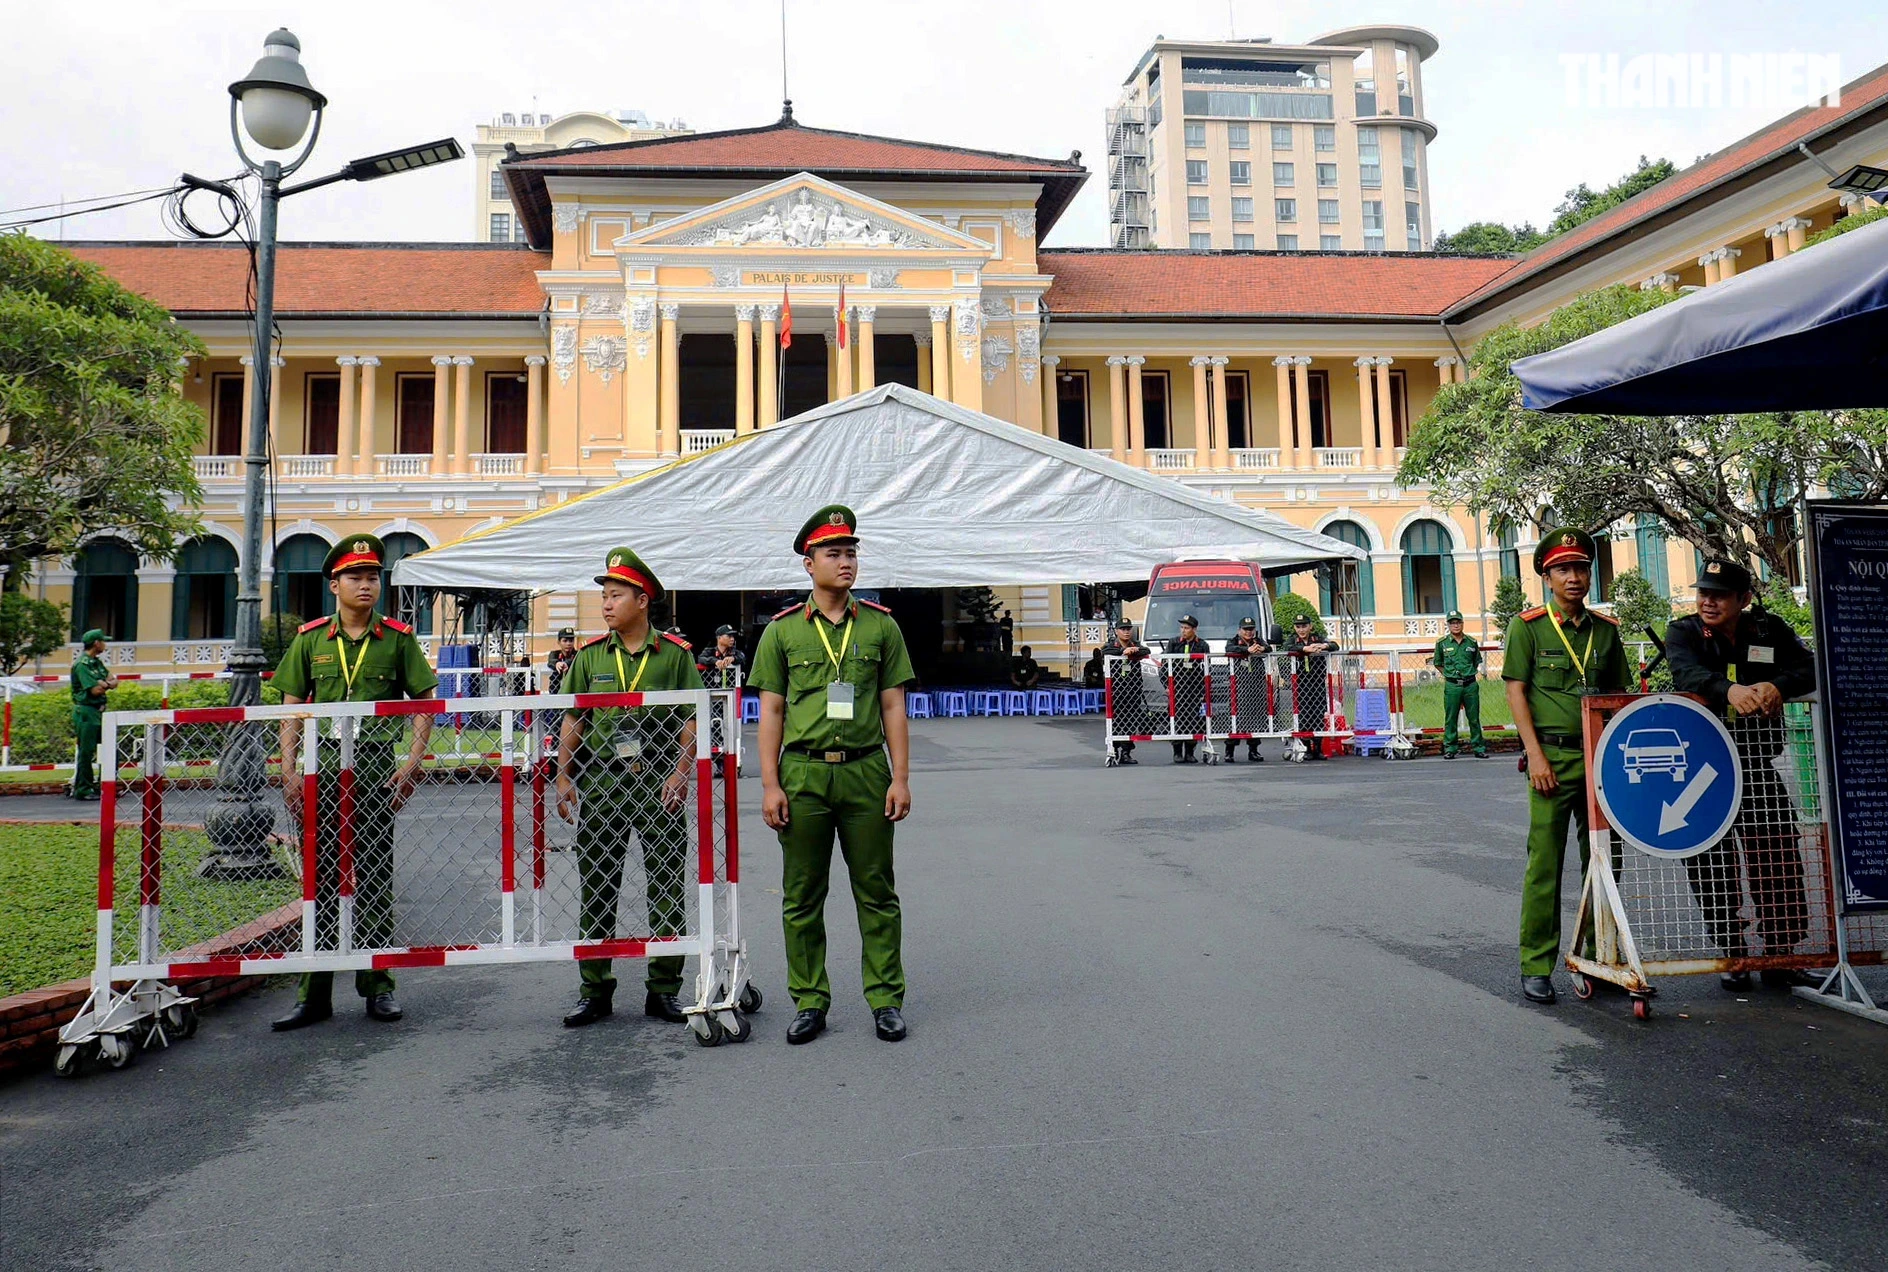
left=199, top=29, right=462, bottom=878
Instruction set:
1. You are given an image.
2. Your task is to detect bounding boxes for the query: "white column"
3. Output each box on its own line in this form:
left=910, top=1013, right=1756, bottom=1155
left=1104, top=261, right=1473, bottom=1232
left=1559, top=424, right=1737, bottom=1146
left=1127, top=355, right=1146, bottom=464
left=659, top=303, right=680, bottom=455
left=856, top=305, right=876, bottom=392
left=1291, top=356, right=1313, bottom=466
left=1699, top=251, right=1721, bottom=287
left=735, top=304, right=756, bottom=434
left=430, top=355, right=452, bottom=474
left=1190, top=356, right=1212, bottom=462
left=335, top=356, right=358, bottom=474
left=1640, top=273, right=1680, bottom=294
left=916, top=334, right=933, bottom=394
left=1373, top=356, right=1395, bottom=461
left=1039, top=354, right=1059, bottom=437
left=1716, top=246, right=1742, bottom=280
left=929, top=304, right=951, bottom=401
left=524, top=355, right=546, bottom=473
left=451, top=355, right=475, bottom=474
left=836, top=305, right=855, bottom=398
left=1354, top=357, right=1377, bottom=468
left=1209, top=356, right=1231, bottom=469
left=357, top=356, right=379, bottom=473
left=758, top=304, right=780, bottom=427
left=267, top=355, right=285, bottom=459
left=1107, top=355, right=1128, bottom=462
left=1273, top=355, right=1295, bottom=469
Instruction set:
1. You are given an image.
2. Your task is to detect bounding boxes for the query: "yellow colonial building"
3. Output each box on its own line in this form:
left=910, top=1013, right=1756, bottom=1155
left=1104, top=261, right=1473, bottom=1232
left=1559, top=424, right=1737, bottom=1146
left=52, top=59, right=1888, bottom=675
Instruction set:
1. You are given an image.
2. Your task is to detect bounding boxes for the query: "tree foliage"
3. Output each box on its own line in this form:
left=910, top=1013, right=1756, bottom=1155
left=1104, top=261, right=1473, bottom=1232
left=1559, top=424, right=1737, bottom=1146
left=0, top=591, right=66, bottom=675
left=1432, top=221, right=1546, bottom=255
left=1272, top=588, right=1323, bottom=636
left=1401, top=283, right=1888, bottom=580
left=0, top=234, right=205, bottom=584
left=1490, top=575, right=1528, bottom=637
left=1802, top=203, right=1888, bottom=249
left=1545, top=155, right=1676, bottom=237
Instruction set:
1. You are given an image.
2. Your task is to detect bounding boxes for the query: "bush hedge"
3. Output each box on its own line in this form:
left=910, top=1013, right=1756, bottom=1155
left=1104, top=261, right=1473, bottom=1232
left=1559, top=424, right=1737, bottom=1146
left=5, top=677, right=282, bottom=764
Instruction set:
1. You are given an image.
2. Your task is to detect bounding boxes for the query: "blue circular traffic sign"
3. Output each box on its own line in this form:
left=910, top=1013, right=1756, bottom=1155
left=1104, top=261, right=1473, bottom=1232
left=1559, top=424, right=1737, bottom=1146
left=1594, top=695, right=1742, bottom=859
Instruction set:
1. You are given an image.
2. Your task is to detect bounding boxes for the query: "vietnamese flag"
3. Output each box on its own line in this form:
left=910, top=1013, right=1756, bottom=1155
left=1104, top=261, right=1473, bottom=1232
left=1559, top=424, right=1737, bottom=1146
left=780, top=285, right=793, bottom=349
left=835, top=280, right=848, bottom=349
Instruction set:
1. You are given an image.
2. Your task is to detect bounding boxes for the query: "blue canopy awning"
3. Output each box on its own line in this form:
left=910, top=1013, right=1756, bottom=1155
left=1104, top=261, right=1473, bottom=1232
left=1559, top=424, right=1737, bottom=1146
left=1512, top=211, right=1888, bottom=415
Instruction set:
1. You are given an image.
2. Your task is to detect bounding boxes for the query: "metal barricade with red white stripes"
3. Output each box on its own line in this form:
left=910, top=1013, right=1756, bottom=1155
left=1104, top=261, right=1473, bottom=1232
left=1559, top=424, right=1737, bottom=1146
left=53, top=687, right=756, bottom=1075
left=2, top=672, right=256, bottom=773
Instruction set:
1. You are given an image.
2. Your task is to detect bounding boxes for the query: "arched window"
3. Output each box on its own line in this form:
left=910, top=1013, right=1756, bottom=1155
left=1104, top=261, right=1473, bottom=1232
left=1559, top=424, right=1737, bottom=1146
left=72, top=539, right=140, bottom=643
left=379, top=532, right=435, bottom=635
left=1400, top=519, right=1457, bottom=615
left=171, top=537, right=237, bottom=640
left=1318, top=520, right=1375, bottom=615
left=1494, top=518, right=1520, bottom=581
left=273, top=534, right=333, bottom=624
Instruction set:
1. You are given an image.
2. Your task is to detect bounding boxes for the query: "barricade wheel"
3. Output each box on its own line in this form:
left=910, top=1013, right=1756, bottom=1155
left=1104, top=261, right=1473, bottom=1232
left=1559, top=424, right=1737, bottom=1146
left=164, top=1003, right=199, bottom=1039
left=53, top=1043, right=85, bottom=1079
left=1105, top=754, right=1118, bottom=768
left=691, top=1016, right=725, bottom=1048
left=722, top=1011, right=753, bottom=1043
left=1631, top=996, right=1652, bottom=1021
left=738, top=983, right=763, bottom=1014
left=100, top=1032, right=137, bottom=1069
left=1571, top=973, right=1595, bottom=1000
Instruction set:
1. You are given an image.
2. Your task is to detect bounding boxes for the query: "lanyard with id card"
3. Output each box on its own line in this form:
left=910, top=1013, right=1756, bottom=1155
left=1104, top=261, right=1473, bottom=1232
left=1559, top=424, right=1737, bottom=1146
left=816, top=613, right=856, bottom=720
left=609, top=641, right=653, bottom=759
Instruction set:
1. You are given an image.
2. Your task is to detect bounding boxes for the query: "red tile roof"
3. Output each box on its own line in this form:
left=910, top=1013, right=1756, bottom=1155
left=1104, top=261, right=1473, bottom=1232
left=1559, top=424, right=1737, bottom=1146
left=65, top=242, right=548, bottom=317
left=1040, top=250, right=1514, bottom=320
left=1448, top=61, right=1888, bottom=317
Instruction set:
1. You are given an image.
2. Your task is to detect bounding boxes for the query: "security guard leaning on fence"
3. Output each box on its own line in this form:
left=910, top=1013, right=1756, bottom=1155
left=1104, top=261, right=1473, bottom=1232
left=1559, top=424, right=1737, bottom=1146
left=1166, top=615, right=1210, bottom=763
left=1433, top=610, right=1487, bottom=758
left=1224, top=616, right=1272, bottom=763
left=69, top=628, right=117, bottom=801
left=1102, top=618, right=1149, bottom=764
left=752, top=505, right=916, bottom=1045
left=272, top=535, right=438, bottom=1031
left=1666, top=557, right=1819, bottom=992
left=1504, top=528, right=1631, bottom=1005
left=556, top=548, right=705, bottom=1029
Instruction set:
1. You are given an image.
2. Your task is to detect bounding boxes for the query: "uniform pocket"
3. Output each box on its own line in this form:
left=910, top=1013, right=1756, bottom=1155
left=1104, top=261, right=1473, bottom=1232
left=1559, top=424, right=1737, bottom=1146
left=787, top=656, right=830, bottom=697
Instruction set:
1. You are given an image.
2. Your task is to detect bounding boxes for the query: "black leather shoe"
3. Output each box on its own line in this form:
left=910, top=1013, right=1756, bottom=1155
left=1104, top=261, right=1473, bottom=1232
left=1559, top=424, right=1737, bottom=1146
left=1121, top=752, right=1138, bottom=765
left=643, top=991, right=687, bottom=1023
left=1443, top=751, right=1458, bottom=759
left=364, top=992, right=403, bottom=1022
left=1762, top=968, right=1821, bottom=989
left=1720, top=971, right=1753, bottom=991
left=786, top=1007, right=826, bottom=1044
left=271, top=1000, right=332, bottom=1031
left=1521, top=975, right=1557, bottom=1004
left=562, top=996, right=613, bottom=1027
left=873, top=1006, right=907, bottom=1042
left=1248, top=749, right=1263, bottom=763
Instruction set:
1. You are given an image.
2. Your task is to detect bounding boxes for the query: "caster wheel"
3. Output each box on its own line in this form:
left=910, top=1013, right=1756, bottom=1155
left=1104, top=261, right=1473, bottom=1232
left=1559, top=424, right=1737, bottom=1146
left=738, top=983, right=763, bottom=1014
left=1632, top=997, right=1652, bottom=1021
left=163, top=1003, right=199, bottom=1039
left=1572, top=974, right=1595, bottom=1001
left=1105, top=755, right=1118, bottom=768
left=721, top=1011, right=753, bottom=1043
left=691, top=1018, right=726, bottom=1048
left=53, top=1043, right=84, bottom=1078
left=101, top=1032, right=138, bottom=1069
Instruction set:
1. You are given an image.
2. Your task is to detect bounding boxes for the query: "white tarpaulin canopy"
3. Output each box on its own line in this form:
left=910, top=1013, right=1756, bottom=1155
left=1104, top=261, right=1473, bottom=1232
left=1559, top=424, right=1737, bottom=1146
left=392, top=384, right=1365, bottom=593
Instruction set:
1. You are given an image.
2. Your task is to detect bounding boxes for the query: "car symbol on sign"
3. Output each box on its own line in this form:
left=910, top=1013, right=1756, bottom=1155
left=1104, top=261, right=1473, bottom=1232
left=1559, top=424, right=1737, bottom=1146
left=1620, top=728, right=1689, bottom=784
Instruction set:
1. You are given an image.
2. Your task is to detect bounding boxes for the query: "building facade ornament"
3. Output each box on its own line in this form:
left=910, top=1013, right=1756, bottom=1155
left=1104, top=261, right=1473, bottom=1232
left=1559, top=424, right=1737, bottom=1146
left=1107, top=355, right=1129, bottom=367
left=336, top=355, right=359, bottom=367
left=980, top=295, right=1012, bottom=321
left=431, top=355, right=454, bottom=368
left=1195, top=356, right=1216, bottom=367
left=868, top=266, right=902, bottom=289
left=524, top=355, right=546, bottom=367
left=658, top=302, right=680, bottom=323
left=734, top=304, right=757, bottom=323
left=981, top=333, right=1013, bottom=383
left=1209, top=356, right=1229, bottom=367
left=1640, top=272, right=1681, bottom=290
left=1125, top=355, right=1146, bottom=367
left=856, top=305, right=877, bottom=323
left=661, top=188, right=953, bottom=249
left=1007, top=208, right=1037, bottom=237
left=929, top=304, right=951, bottom=324
left=1272, top=355, right=1294, bottom=367
left=710, top=264, right=742, bottom=288
left=551, top=326, right=578, bottom=384
left=1038, top=354, right=1060, bottom=369
left=552, top=203, right=581, bottom=234
left=450, top=355, right=475, bottom=367
left=954, top=296, right=980, bottom=339
left=580, top=335, right=627, bottom=383
left=357, top=356, right=380, bottom=368
left=758, top=303, right=780, bottom=322
left=582, top=291, right=624, bottom=316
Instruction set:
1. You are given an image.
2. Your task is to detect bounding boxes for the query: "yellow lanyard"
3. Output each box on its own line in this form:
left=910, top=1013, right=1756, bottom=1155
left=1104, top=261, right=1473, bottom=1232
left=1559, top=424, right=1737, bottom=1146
left=611, top=638, right=654, bottom=694
left=814, top=611, right=855, bottom=681
left=1548, top=607, right=1595, bottom=685
left=334, top=631, right=366, bottom=697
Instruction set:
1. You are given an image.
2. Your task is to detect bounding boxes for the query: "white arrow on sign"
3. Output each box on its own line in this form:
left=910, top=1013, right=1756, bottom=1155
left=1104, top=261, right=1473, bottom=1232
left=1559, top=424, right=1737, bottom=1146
left=1659, top=762, right=1721, bottom=835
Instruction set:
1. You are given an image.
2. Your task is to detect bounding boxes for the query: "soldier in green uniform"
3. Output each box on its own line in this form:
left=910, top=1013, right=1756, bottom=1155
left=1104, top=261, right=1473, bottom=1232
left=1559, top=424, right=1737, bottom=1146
left=271, top=535, right=438, bottom=1030
left=1433, top=610, right=1487, bottom=758
left=69, top=628, right=118, bottom=801
left=554, top=548, right=706, bottom=1028
left=1503, top=528, right=1631, bottom=1004
left=751, top=506, right=916, bottom=1045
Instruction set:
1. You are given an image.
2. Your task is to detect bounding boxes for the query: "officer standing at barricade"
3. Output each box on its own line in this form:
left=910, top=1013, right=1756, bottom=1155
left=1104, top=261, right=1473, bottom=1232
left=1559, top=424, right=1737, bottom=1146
left=1285, top=613, right=1339, bottom=760
left=1165, top=615, right=1210, bottom=763
left=1665, top=558, right=1818, bottom=992
left=698, top=624, right=746, bottom=757
left=1102, top=618, right=1149, bottom=765
left=68, top=629, right=118, bottom=801
left=272, top=536, right=438, bottom=1030
left=1223, top=616, right=1272, bottom=763
left=751, top=506, right=916, bottom=1045
left=555, top=548, right=704, bottom=1029
left=1504, top=528, right=1631, bottom=1005
left=1433, top=610, right=1488, bottom=758
left=543, top=627, right=578, bottom=779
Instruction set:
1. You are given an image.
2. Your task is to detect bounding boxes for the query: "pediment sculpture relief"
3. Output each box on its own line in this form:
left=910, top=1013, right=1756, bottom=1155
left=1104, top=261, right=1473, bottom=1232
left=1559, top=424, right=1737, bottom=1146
left=661, top=189, right=954, bottom=250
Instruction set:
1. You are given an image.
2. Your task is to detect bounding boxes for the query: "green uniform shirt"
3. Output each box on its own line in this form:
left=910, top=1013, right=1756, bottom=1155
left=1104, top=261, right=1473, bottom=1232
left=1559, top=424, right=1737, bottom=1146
left=750, top=596, right=916, bottom=751
left=274, top=615, right=438, bottom=704
left=71, top=652, right=111, bottom=716
left=1432, top=633, right=1482, bottom=680
left=1501, top=603, right=1630, bottom=738
left=560, top=629, right=705, bottom=762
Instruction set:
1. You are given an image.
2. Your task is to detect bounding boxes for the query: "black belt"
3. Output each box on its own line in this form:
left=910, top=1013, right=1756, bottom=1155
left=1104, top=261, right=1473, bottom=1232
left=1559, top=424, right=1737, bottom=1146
left=786, top=745, right=881, bottom=764
left=1537, top=732, right=1583, bottom=749
left=1446, top=676, right=1476, bottom=686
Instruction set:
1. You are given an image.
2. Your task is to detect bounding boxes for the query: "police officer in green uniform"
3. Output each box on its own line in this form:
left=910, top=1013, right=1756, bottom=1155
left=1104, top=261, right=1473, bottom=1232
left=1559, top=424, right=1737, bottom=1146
left=751, top=505, right=916, bottom=1045
left=1503, top=528, right=1631, bottom=1004
left=1433, top=610, right=1487, bottom=758
left=69, top=628, right=117, bottom=800
left=271, top=535, right=438, bottom=1030
left=555, top=548, right=705, bottom=1028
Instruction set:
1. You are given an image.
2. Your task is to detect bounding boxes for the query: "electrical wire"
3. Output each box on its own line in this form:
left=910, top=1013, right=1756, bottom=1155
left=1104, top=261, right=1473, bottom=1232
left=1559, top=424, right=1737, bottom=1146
left=0, top=187, right=180, bottom=232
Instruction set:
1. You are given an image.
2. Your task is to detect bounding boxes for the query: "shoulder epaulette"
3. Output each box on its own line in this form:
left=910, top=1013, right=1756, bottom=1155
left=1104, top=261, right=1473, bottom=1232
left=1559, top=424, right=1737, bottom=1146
left=380, top=616, right=414, bottom=635
left=1518, top=606, right=1548, bottom=621
left=661, top=631, right=693, bottom=651
left=1591, top=610, right=1619, bottom=626
left=772, top=604, right=799, bottom=620
left=298, top=617, right=329, bottom=634
left=858, top=598, right=892, bottom=614
left=580, top=633, right=611, bottom=650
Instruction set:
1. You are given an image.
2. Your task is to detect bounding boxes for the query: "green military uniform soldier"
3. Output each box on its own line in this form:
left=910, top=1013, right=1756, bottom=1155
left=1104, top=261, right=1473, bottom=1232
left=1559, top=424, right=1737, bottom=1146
left=1502, top=528, right=1631, bottom=1005
left=751, top=505, right=916, bottom=1045
left=271, top=534, right=439, bottom=1031
left=69, top=628, right=117, bottom=800
left=1433, top=609, right=1487, bottom=758
left=555, top=547, right=706, bottom=1029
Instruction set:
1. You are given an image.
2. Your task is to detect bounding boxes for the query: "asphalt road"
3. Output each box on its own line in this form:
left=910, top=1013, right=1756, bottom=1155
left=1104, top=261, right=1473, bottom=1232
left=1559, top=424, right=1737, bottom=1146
left=4, top=719, right=1886, bottom=1271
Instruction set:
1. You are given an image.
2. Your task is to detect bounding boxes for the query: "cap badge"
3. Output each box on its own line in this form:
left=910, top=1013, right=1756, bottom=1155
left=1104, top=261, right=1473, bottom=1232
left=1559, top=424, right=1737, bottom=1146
left=828, top=512, right=845, bottom=526
left=353, top=540, right=370, bottom=554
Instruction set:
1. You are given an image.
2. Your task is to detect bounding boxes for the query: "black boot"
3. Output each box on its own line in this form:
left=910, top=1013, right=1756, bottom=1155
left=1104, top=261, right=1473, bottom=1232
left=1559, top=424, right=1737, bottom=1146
left=643, top=991, right=687, bottom=1022
left=271, top=999, right=332, bottom=1032
left=562, top=995, right=613, bottom=1027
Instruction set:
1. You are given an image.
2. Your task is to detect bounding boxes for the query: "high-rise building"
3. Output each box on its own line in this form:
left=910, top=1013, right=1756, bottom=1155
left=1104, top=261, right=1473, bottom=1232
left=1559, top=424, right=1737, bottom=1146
left=1108, top=27, right=1437, bottom=251
left=473, top=108, right=692, bottom=241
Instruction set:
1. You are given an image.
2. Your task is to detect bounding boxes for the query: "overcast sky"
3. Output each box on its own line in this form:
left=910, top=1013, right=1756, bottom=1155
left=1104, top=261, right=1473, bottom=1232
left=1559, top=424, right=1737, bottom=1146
left=6, top=0, right=1885, bottom=249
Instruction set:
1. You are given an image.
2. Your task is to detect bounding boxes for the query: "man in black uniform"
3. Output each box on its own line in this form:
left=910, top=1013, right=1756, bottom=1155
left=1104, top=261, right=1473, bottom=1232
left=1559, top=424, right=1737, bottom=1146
left=1165, top=615, right=1210, bottom=763
left=1102, top=618, right=1149, bottom=765
left=698, top=624, right=745, bottom=689
left=1010, top=645, right=1043, bottom=691
left=1285, top=613, right=1339, bottom=759
left=1224, top=615, right=1274, bottom=763
left=544, top=627, right=579, bottom=779
left=1665, top=558, right=1818, bottom=991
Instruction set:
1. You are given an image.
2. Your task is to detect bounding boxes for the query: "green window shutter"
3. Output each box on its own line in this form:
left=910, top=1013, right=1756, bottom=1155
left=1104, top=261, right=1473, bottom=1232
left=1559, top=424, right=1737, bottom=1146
left=1061, top=584, right=1080, bottom=622
left=1440, top=553, right=1458, bottom=614
left=171, top=573, right=191, bottom=641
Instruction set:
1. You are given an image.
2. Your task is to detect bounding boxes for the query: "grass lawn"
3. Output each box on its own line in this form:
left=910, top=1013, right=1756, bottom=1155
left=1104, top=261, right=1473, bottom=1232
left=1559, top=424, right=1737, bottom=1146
left=0, top=822, right=299, bottom=998
left=1396, top=678, right=1516, bottom=732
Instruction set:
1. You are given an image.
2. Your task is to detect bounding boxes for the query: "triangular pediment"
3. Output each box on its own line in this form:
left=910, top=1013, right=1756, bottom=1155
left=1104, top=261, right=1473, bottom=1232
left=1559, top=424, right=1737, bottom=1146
left=614, top=173, right=988, bottom=253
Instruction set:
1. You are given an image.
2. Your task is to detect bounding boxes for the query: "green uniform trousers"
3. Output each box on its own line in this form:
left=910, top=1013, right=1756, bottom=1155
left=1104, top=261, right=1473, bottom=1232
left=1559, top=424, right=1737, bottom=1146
left=1518, top=745, right=1621, bottom=976
left=301, top=741, right=397, bottom=1004
left=1442, top=681, right=1486, bottom=756
left=71, top=710, right=102, bottom=797
left=576, top=764, right=688, bottom=1000
left=777, top=750, right=904, bottom=1012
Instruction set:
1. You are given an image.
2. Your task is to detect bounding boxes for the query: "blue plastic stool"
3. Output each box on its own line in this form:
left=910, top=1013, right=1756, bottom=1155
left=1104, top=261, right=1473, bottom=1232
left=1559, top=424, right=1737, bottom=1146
left=907, top=691, right=934, bottom=719
left=1351, top=688, right=1393, bottom=756
left=1081, top=689, right=1105, bottom=715
left=940, top=691, right=969, bottom=718
left=972, top=690, right=1003, bottom=717
left=1031, top=690, right=1058, bottom=716
left=1054, top=689, right=1083, bottom=716
left=740, top=694, right=761, bottom=724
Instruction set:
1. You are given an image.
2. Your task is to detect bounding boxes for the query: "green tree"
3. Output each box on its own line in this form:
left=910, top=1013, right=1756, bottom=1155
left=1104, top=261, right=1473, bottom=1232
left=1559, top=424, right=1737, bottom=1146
left=1271, top=588, right=1323, bottom=637
left=0, top=590, right=65, bottom=675
left=1432, top=221, right=1546, bottom=255
left=261, top=613, right=303, bottom=671
left=1544, top=155, right=1676, bottom=237
left=1489, top=574, right=1527, bottom=638
left=1606, top=566, right=1672, bottom=683
left=1801, top=203, right=1888, bottom=249
left=1401, top=283, right=1888, bottom=581
left=1760, top=578, right=1814, bottom=642
left=0, top=234, right=205, bottom=585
